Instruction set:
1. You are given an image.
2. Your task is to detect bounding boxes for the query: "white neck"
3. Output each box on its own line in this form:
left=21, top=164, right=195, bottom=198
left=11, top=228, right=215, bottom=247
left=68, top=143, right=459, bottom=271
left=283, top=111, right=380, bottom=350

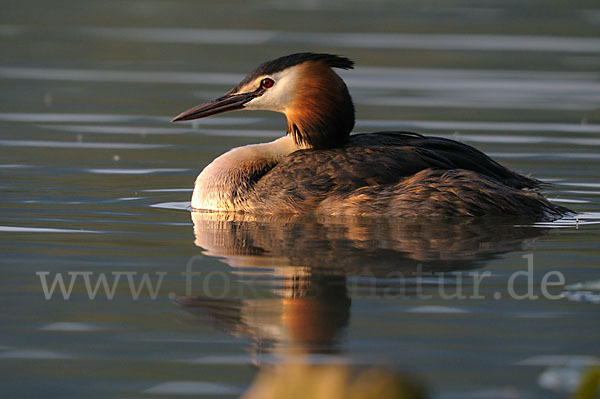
left=191, top=135, right=305, bottom=211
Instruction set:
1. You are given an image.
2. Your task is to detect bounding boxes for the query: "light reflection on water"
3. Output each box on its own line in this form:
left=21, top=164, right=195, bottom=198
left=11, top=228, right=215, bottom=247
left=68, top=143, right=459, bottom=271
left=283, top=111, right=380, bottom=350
left=40, top=25, right=600, bottom=53
left=1, top=0, right=599, bottom=398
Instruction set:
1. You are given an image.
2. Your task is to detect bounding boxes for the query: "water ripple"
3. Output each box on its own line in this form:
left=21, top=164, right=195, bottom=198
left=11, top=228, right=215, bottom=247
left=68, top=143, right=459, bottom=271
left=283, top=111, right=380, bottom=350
left=87, top=168, right=188, bottom=175
left=40, top=322, right=104, bottom=332
left=0, top=139, right=166, bottom=149
left=0, top=226, right=101, bottom=233
left=143, top=381, right=242, bottom=395
left=78, top=27, right=600, bottom=53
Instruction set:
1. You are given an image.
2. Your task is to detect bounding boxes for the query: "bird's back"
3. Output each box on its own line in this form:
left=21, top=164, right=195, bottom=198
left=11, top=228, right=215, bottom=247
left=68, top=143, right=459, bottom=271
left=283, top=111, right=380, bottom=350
left=245, top=132, right=568, bottom=218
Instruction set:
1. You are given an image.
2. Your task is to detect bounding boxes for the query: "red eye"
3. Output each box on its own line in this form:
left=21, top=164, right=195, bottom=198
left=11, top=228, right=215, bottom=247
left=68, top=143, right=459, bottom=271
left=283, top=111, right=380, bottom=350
left=261, top=78, right=274, bottom=88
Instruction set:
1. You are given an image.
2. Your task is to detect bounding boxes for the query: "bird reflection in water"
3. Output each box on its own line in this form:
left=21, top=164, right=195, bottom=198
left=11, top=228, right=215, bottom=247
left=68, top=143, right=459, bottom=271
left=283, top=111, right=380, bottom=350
left=173, top=213, right=549, bottom=398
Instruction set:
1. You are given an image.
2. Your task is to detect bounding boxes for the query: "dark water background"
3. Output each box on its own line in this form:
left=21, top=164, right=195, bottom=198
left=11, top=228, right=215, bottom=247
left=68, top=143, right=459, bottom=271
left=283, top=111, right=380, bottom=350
left=1, top=1, right=599, bottom=398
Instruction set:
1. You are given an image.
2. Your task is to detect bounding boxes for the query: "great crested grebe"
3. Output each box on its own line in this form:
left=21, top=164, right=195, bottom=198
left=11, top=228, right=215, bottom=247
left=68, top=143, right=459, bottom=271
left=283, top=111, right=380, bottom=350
left=173, top=52, right=570, bottom=218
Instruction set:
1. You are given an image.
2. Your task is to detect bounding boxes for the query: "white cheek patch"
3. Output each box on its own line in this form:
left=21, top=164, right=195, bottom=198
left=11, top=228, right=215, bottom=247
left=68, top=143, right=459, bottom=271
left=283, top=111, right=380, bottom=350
left=243, top=67, right=300, bottom=113
left=232, top=81, right=260, bottom=96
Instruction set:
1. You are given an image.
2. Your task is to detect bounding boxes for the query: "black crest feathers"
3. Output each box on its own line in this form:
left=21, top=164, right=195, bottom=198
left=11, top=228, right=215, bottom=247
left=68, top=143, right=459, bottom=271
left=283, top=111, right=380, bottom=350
left=251, top=53, right=354, bottom=75
left=232, top=53, right=354, bottom=92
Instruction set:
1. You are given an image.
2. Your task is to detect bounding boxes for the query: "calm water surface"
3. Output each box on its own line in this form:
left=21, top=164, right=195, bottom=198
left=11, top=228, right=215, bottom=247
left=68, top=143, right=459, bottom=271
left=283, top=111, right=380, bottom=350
left=1, top=1, right=599, bottom=398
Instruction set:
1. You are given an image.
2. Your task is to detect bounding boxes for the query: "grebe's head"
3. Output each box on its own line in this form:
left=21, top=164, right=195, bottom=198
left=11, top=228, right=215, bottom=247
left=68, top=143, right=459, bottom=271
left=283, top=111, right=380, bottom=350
left=172, top=53, right=355, bottom=149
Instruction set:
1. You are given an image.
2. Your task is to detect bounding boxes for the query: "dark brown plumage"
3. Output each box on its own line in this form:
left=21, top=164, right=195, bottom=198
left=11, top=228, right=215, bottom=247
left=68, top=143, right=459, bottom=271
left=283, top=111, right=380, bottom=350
left=243, top=132, right=570, bottom=218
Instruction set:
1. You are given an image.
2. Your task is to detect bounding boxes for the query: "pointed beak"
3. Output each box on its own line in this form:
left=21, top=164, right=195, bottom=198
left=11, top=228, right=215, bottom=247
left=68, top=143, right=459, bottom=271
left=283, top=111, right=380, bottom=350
left=171, top=91, right=259, bottom=122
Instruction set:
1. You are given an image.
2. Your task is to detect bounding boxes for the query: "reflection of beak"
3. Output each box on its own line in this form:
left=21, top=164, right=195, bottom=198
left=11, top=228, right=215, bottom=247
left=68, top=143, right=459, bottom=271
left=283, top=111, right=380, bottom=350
left=172, top=91, right=259, bottom=122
